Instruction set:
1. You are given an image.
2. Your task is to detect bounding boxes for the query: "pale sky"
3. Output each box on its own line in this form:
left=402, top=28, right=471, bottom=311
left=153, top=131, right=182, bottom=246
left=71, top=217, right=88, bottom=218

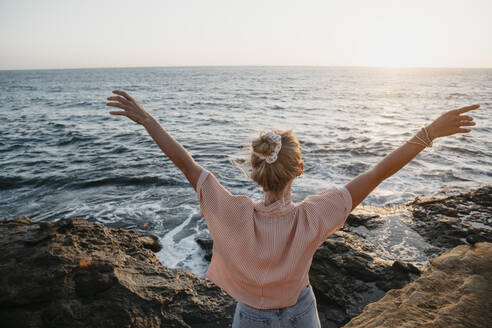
left=1, top=0, right=491, bottom=70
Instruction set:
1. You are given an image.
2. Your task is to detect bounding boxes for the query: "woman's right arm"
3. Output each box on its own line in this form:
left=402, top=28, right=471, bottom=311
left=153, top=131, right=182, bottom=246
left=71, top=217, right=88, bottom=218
left=344, top=104, right=479, bottom=212
left=106, top=90, right=204, bottom=191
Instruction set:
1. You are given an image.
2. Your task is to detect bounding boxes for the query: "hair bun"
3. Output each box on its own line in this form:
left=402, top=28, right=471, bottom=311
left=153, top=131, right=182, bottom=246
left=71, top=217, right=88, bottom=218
left=252, top=132, right=279, bottom=158
left=243, top=129, right=302, bottom=192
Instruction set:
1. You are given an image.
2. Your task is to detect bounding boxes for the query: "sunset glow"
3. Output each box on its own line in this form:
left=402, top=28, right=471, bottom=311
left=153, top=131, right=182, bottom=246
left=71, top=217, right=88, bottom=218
left=1, top=0, right=491, bottom=69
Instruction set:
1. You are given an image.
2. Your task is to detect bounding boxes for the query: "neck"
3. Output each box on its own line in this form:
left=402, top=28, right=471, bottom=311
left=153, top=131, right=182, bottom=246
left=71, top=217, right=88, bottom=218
left=263, top=180, right=294, bottom=206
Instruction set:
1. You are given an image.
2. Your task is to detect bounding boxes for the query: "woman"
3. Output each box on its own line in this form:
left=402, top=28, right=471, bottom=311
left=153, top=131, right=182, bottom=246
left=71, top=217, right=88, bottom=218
left=106, top=90, right=478, bottom=327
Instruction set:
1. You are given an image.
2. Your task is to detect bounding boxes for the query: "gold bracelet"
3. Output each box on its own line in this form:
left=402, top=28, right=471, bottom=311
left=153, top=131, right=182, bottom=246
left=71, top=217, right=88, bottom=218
left=406, top=140, right=428, bottom=147
left=415, top=134, right=431, bottom=147
left=407, top=140, right=426, bottom=147
left=406, top=127, right=435, bottom=148
left=423, top=127, right=433, bottom=147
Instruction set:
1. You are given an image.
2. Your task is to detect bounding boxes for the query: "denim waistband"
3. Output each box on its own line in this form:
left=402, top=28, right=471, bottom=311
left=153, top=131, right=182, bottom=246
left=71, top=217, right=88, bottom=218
left=239, top=284, right=312, bottom=314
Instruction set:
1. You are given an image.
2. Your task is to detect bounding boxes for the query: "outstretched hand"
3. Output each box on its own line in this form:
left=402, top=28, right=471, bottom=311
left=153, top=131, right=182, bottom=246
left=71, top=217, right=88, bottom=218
left=427, top=104, right=479, bottom=139
left=107, top=90, right=203, bottom=190
left=106, top=90, right=153, bottom=126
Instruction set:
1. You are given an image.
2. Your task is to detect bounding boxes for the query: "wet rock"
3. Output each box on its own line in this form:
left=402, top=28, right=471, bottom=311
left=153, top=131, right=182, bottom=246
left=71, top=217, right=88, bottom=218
left=409, top=185, right=492, bottom=253
left=391, top=260, right=420, bottom=275
left=466, top=233, right=489, bottom=245
left=135, top=231, right=163, bottom=252
left=345, top=214, right=383, bottom=230
left=344, top=242, right=492, bottom=328
left=310, top=232, right=420, bottom=327
left=196, top=237, right=213, bottom=261
left=0, top=217, right=235, bottom=328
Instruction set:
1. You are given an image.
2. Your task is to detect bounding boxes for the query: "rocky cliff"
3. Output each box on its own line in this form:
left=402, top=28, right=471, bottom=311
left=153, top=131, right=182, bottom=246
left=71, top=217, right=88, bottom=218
left=344, top=242, right=492, bottom=328
left=0, top=217, right=235, bottom=328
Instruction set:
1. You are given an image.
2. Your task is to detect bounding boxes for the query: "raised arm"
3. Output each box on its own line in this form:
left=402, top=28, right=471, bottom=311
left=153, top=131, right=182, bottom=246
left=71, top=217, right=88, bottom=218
left=344, top=104, right=480, bottom=212
left=106, top=90, right=204, bottom=191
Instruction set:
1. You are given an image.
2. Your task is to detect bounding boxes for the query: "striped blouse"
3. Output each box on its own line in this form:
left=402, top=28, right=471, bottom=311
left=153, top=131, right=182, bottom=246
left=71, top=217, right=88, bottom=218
left=196, top=169, right=352, bottom=309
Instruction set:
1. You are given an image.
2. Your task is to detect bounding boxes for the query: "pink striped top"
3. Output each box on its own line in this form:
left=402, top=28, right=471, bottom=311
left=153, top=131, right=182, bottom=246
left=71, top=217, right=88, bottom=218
left=196, top=169, right=352, bottom=309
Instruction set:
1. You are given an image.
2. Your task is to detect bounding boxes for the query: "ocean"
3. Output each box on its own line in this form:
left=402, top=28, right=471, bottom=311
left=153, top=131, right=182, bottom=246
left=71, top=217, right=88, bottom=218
left=1, top=66, right=491, bottom=276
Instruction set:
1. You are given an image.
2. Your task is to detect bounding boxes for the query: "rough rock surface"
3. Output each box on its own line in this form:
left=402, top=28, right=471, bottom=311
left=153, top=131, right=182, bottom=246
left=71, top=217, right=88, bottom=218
left=344, top=242, right=492, bottom=328
left=0, top=217, right=236, bottom=328
left=310, top=231, right=420, bottom=328
left=409, top=185, right=492, bottom=252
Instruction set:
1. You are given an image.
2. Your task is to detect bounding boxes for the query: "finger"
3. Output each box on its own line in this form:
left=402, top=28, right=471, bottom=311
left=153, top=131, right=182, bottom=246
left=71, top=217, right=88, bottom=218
left=459, top=115, right=473, bottom=121
left=112, top=90, right=134, bottom=102
left=456, top=104, right=480, bottom=113
left=456, top=127, right=471, bottom=133
left=106, top=102, right=129, bottom=110
left=109, top=111, right=127, bottom=116
left=459, top=121, right=476, bottom=126
left=107, top=96, right=131, bottom=105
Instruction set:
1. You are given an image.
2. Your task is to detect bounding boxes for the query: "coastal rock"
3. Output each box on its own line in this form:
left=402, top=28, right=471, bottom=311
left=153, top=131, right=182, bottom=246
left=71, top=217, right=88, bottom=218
left=344, top=213, right=384, bottom=230
left=343, top=242, right=492, bottom=328
left=409, top=185, right=492, bottom=252
left=196, top=237, right=213, bottom=261
left=0, top=217, right=236, bottom=328
left=310, top=232, right=420, bottom=328
left=135, top=230, right=163, bottom=253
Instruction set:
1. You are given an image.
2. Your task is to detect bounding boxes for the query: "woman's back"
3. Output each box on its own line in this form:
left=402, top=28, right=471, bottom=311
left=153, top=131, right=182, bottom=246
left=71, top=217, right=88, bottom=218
left=197, top=169, right=352, bottom=309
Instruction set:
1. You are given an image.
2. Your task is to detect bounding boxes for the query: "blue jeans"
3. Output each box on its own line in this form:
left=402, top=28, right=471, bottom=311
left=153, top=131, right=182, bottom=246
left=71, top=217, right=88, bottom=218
left=232, top=284, right=321, bottom=328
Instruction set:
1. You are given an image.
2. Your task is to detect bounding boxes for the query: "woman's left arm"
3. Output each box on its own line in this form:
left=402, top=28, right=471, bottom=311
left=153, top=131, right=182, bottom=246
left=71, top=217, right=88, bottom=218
left=106, top=90, right=204, bottom=191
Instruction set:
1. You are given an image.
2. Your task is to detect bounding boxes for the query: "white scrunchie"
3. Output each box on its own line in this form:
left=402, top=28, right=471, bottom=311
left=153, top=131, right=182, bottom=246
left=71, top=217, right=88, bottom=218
left=255, top=132, right=282, bottom=164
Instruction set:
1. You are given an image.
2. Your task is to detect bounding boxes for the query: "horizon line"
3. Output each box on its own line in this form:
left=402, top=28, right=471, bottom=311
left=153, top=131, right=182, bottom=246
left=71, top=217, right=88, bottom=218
left=1, top=64, right=492, bottom=72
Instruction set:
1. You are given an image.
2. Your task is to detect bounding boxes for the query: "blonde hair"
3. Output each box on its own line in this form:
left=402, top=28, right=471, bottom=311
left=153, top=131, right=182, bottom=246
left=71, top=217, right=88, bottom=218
left=234, top=129, right=303, bottom=192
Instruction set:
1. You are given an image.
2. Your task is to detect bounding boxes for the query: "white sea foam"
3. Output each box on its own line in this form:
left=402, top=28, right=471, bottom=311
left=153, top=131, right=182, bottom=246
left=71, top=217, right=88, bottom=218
left=157, top=205, right=209, bottom=277
left=365, top=215, right=432, bottom=268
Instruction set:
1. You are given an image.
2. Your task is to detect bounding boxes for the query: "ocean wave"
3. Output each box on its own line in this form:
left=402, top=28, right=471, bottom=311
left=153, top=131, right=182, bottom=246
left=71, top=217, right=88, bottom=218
left=43, top=100, right=94, bottom=108
left=336, top=162, right=371, bottom=175
left=439, top=145, right=488, bottom=156
left=0, top=176, right=23, bottom=189
left=62, top=101, right=94, bottom=108
left=57, top=131, right=97, bottom=146
left=0, top=174, right=183, bottom=190
left=189, top=101, right=221, bottom=107
left=110, top=145, right=130, bottom=154
left=48, top=121, right=67, bottom=127
left=446, top=92, right=467, bottom=99
left=349, top=147, right=386, bottom=157
left=76, top=176, right=182, bottom=188
left=7, top=85, right=37, bottom=92
left=0, top=143, right=28, bottom=152
left=0, top=174, right=75, bottom=190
